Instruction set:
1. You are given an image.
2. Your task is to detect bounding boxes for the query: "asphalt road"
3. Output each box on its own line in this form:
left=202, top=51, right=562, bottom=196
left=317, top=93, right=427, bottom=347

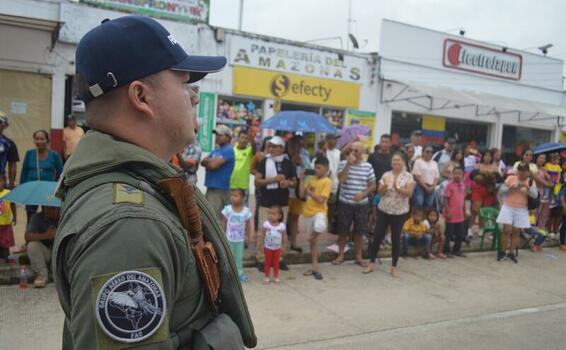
left=1, top=249, right=565, bottom=350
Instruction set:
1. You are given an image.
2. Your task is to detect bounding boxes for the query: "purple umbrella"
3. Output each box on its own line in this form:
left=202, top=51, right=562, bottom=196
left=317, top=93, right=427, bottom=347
left=337, top=124, right=371, bottom=149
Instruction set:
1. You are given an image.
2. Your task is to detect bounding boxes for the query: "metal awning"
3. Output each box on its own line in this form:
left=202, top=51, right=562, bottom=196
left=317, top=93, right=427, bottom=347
left=380, top=79, right=566, bottom=122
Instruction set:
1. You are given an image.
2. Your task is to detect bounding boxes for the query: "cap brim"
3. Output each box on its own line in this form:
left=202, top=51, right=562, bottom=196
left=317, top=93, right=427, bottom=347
left=171, top=55, right=227, bottom=83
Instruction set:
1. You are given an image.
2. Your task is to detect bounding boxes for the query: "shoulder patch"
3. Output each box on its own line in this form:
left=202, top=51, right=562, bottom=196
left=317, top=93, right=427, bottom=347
left=93, top=269, right=167, bottom=346
left=113, top=183, right=144, bottom=206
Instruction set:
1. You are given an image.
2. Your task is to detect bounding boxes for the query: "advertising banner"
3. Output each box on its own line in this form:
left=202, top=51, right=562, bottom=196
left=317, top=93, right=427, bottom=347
left=233, top=66, right=360, bottom=109
left=197, top=92, right=215, bottom=152
left=80, top=0, right=209, bottom=23
left=344, top=109, right=376, bottom=150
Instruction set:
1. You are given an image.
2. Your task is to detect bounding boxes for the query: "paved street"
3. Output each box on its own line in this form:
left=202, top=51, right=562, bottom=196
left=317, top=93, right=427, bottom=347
left=1, top=249, right=566, bottom=349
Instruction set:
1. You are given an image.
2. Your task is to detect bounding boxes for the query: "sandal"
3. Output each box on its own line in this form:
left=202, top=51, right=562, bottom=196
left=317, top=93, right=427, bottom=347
left=354, top=260, right=369, bottom=268
left=312, top=271, right=323, bottom=280
left=331, top=258, right=344, bottom=265
left=290, top=246, right=303, bottom=253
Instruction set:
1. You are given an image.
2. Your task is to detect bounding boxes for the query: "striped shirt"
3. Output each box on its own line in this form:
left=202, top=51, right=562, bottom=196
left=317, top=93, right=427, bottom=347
left=337, top=160, right=376, bottom=204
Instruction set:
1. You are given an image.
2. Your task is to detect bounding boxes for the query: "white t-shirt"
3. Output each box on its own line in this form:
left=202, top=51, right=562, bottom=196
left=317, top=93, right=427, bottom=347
left=221, top=205, right=252, bottom=242
left=412, top=158, right=440, bottom=185
left=263, top=221, right=286, bottom=250
left=326, top=148, right=341, bottom=194
left=412, top=145, right=423, bottom=161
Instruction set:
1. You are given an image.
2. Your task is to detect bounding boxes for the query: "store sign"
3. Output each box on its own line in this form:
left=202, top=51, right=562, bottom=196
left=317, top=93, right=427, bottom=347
left=197, top=92, right=215, bottom=152
left=233, top=67, right=360, bottom=108
left=443, top=39, right=522, bottom=80
left=230, top=36, right=364, bottom=83
left=79, top=0, right=209, bottom=23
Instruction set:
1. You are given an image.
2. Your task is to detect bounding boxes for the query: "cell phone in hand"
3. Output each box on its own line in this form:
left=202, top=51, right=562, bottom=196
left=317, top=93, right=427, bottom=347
left=305, top=169, right=316, bottom=176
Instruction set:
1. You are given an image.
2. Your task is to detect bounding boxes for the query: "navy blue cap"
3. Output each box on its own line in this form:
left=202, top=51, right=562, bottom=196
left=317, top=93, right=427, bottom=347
left=76, top=15, right=227, bottom=103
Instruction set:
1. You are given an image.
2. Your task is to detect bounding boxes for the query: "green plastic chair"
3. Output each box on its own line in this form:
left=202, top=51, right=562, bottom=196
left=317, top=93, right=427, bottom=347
left=479, top=207, right=502, bottom=251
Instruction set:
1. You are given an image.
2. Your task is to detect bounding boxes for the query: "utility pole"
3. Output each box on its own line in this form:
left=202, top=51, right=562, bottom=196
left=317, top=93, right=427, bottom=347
left=238, top=0, right=244, bottom=31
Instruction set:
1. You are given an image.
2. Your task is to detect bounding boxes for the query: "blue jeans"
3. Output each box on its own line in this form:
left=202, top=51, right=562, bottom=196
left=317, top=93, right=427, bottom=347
left=402, top=233, right=432, bottom=255
left=413, top=184, right=435, bottom=208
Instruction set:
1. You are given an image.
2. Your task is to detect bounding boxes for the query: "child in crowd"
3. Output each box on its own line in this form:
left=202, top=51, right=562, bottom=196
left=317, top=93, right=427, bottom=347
left=221, top=189, right=253, bottom=282
left=426, top=209, right=446, bottom=259
left=260, top=206, right=287, bottom=284
left=443, top=166, right=467, bottom=258
left=524, top=213, right=547, bottom=252
left=0, top=177, right=16, bottom=262
left=402, top=208, right=434, bottom=259
left=300, top=157, right=332, bottom=280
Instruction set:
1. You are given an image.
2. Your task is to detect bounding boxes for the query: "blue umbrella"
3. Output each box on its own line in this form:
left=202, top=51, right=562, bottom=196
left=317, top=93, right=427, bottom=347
left=260, top=111, right=337, bottom=134
left=3, top=181, right=61, bottom=207
left=533, top=142, right=566, bottom=155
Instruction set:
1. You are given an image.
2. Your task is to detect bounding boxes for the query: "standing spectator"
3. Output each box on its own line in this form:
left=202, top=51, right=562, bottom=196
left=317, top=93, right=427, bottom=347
left=559, top=181, right=566, bottom=251
left=62, top=115, right=85, bottom=161
left=491, top=147, right=506, bottom=175
left=20, top=130, right=63, bottom=222
left=230, top=129, right=256, bottom=202
left=409, top=130, right=423, bottom=161
left=432, top=137, right=456, bottom=173
left=497, top=164, right=537, bottom=263
left=463, top=144, right=477, bottom=190
left=533, top=153, right=552, bottom=230
left=25, top=206, right=59, bottom=288
left=443, top=166, right=467, bottom=258
left=202, top=125, right=235, bottom=219
left=469, top=150, right=501, bottom=233
left=368, top=134, right=393, bottom=184
left=412, top=144, right=440, bottom=208
left=363, top=152, right=415, bottom=277
left=254, top=136, right=296, bottom=242
left=545, top=153, right=562, bottom=234
left=259, top=206, right=287, bottom=284
left=403, top=143, right=415, bottom=172
left=299, top=156, right=331, bottom=280
left=0, top=177, right=16, bottom=261
left=401, top=208, right=434, bottom=259
left=324, top=134, right=341, bottom=233
left=513, top=149, right=537, bottom=175
left=287, top=134, right=311, bottom=252
left=0, top=112, right=19, bottom=189
left=251, top=136, right=272, bottom=231
left=333, top=142, right=376, bottom=266
left=448, top=147, right=465, bottom=174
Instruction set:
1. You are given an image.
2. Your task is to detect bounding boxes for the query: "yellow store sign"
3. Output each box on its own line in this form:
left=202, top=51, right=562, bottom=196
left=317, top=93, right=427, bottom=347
left=233, top=66, right=360, bottom=108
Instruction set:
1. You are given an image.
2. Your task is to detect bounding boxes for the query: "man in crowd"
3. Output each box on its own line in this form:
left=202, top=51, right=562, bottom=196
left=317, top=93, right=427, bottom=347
left=25, top=206, right=59, bottom=288
left=202, top=124, right=235, bottom=218
left=0, top=112, right=19, bottom=189
left=433, top=137, right=456, bottom=173
left=325, top=134, right=341, bottom=233
left=368, top=134, right=393, bottom=183
left=333, top=141, right=376, bottom=266
left=62, top=115, right=85, bottom=160
left=409, top=130, right=423, bottom=161
left=230, top=129, right=256, bottom=203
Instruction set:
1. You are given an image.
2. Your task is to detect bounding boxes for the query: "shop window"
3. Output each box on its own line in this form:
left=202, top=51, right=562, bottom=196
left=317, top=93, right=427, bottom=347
left=322, top=108, right=345, bottom=130
left=502, top=126, right=551, bottom=165
left=217, top=96, right=263, bottom=129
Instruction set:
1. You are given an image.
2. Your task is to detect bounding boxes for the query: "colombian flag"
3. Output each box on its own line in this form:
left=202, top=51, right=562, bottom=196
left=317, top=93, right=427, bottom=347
left=422, top=116, right=445, bottom=144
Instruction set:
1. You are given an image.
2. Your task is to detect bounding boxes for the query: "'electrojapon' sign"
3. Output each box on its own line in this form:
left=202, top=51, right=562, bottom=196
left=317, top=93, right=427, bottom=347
left=442, top=39, right=522, bottom=80
left=230, top=36, right=364, bottom=84
left=80, top=0, right=209, bottom=23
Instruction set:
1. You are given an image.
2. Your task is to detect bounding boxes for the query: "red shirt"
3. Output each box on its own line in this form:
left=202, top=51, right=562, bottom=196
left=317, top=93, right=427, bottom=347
left=443, top=180, right=466, bottom=223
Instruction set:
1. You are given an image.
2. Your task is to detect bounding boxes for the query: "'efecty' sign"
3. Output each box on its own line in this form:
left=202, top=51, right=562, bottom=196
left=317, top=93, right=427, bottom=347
left=442, top=39, right=522, bottom=80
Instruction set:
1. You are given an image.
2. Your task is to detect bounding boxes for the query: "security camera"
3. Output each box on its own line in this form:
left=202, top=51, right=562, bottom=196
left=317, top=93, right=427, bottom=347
left=538, top=44, right=553, bottom=55
left=459, top=29, right=465, bottom=36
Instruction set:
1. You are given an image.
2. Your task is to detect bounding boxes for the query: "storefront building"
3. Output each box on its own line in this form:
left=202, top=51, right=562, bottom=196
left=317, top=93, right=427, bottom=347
left=376, top=20, right=566, bottom=163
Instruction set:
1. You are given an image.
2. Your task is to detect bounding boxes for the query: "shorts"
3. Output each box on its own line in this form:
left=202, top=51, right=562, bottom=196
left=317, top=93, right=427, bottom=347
left=289, top=198, right=305, bottom=216
left=303, top=213, right=327, bottom=237
left=336, top=201, right=369, bottom=236
left=496, top=205, right=530, bottom=229
left=470, top=183, right=495, bottom=206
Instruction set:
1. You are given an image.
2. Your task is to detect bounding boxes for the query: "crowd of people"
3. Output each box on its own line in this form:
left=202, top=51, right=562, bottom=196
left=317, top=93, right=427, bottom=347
left=181, top=126, right=566, bottom=283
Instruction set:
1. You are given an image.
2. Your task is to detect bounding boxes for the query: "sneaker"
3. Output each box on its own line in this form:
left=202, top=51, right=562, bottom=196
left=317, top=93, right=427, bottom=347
left=33, top=275, right=47, bottom=288
left=274, top=278, right=281, bottom=284
left=453, top=252, right=467, bottom=258
left=279, top=261, right=289, bottom=271
left=497, top=251, right=506, bottom=261
left=263, top=277, right=270, bottom=285
left=239, top=274, right=249, bottom=282
left=507, top=253, right=518, bottom=264
left=436, top=252, right=447, bottom=259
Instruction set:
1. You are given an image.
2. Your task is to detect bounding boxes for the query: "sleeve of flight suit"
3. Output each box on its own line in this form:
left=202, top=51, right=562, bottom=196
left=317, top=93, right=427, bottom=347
left=64, top=214, right=192, bottom=350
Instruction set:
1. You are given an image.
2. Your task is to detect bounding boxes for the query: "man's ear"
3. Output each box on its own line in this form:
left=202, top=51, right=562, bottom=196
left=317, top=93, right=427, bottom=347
left=127, top=80, right=155, bottom=118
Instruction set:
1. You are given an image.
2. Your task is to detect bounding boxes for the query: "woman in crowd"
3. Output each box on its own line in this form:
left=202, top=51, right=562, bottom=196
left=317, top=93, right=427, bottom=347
left=403, top=143, right=415, bottom=172
left=363, top=152, right=415, bottom=278
left=412, top=144, right=439, bottom=208
left=513, top=148, right=537, bottom=175
left=251, top=136, right=272, bottom=231
left=286, top=135, right=311, bottom=253
left=491, top=147, right=506, bottom=175
left=469, top=150, right=501, bottom=232
left=533, top=153, right=553, bottom=230
left=448, top=147, right=465, bottom=174
left=20, top=130, right=63, bottom=222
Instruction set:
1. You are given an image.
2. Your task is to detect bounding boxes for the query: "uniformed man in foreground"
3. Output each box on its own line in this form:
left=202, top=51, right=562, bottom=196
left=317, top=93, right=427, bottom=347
left=53, top=16, right=256, bottom=349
